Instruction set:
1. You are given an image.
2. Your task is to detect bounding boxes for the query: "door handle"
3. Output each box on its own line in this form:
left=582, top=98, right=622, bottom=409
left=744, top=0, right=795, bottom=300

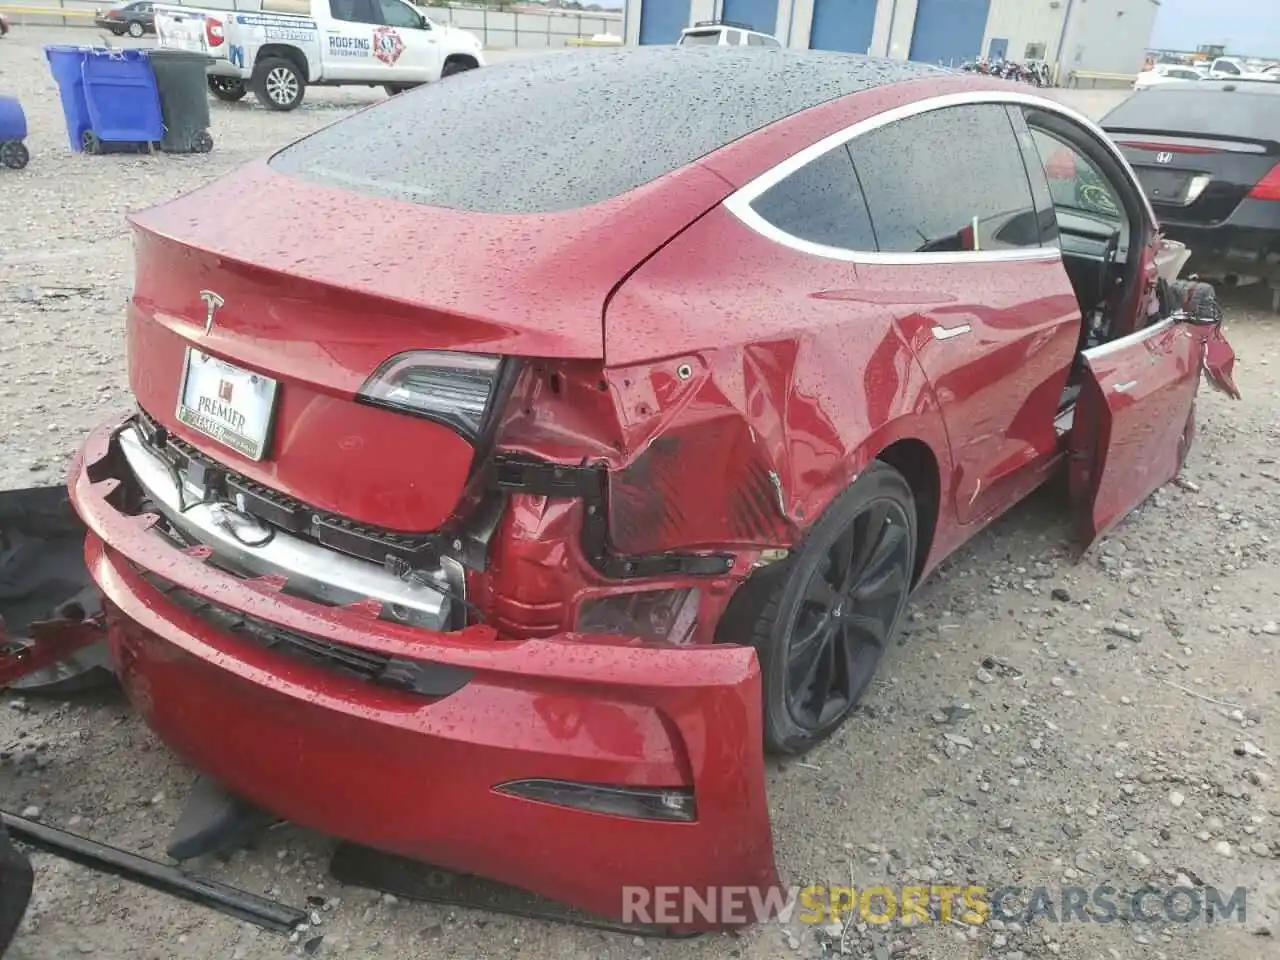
left=932, top=324, right=971, bottom=341
left=1113, top=380, right=1138, bottom=393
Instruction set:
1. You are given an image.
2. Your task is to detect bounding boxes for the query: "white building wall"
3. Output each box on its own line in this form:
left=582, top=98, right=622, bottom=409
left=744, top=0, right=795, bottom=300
left=876, top=0, right=918, bottom=59
left=625, top=0, right=1155, bottom=75
left=782, top=0, right=812, bottom=47
left=1059, top=0, right=1159, bottom=74
left=982, top=0, right=1064, bottom=62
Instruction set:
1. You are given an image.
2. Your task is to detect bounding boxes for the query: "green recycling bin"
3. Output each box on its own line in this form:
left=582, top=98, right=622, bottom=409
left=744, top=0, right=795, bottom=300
left=145, top=49, right=214, bottom=153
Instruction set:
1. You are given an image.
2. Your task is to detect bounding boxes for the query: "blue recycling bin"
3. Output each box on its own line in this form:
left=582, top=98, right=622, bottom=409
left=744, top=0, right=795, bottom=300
left=45, top=45, right=91, bottom=152
left=0, top=95, right=29, bottom=169
left=45, top=46, right=163, bottom=154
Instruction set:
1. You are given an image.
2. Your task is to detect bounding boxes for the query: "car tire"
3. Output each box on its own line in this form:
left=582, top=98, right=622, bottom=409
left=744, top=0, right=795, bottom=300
left=252, top=57, right=305, bottom=111
left=208, top=77, right=247, bottom=102
left=0, top=140, right=28, bottom=169
left=718, top=461, right=917, bottom=755
left=109, top=25, right=126, bottom=36
left=441, top=57, right=477, bottom=78
left=127, top=20, right=144, bottom=38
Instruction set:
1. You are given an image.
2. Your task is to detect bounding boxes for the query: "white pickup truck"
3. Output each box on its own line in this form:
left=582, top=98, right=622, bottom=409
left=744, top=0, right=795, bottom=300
left=154, top=0, right=485, bottom=111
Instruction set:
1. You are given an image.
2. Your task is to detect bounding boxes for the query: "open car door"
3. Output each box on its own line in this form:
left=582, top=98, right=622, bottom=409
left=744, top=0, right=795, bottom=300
left=1068, top=283, right=1240, bottom=552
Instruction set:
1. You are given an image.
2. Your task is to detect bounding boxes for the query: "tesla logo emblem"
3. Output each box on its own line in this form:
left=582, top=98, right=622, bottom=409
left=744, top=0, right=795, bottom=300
left=1155, top=152, right=1174, bottom=164
left=198, top=290, right=224, bottom=335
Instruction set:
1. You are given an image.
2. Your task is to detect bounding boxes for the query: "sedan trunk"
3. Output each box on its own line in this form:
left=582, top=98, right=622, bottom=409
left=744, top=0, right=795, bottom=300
left=125, top=160, right=728, bottom=533
left=1104, top=85, right=1280, bottom=227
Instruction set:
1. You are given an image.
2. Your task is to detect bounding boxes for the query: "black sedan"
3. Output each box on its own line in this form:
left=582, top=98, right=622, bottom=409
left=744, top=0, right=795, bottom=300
left=94, top=0, right=155, bottom=37
left=1102, top=79, right=1280, bottom=310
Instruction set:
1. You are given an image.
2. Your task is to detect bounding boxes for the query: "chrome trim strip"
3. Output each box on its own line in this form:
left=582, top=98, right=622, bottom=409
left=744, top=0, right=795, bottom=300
left=722, top=89, right=1158, bottom=265
left=118, top=426, right=450, bottom=626
left=1082, top=316, right=1177, bottom=361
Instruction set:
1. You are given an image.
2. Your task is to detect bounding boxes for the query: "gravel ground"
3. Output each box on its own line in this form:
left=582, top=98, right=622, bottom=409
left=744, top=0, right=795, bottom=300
left=3, top=25, right=1279, bottom=960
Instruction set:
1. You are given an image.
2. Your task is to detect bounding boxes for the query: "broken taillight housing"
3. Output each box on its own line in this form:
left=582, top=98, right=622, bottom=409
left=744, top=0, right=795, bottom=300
left=576, top=588, right=700, bottom=645
left=1248, top=163, right=1280, bottom=201
left=357, top=351, right=502, bottom=442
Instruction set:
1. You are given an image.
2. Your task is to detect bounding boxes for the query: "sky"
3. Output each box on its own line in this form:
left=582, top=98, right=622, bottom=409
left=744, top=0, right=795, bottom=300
left=1150, top=0, right=1280, bottom=57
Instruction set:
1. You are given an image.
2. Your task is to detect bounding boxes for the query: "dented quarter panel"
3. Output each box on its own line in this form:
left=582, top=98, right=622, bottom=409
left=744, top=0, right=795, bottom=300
left=602, top=205, right=957, bottom=571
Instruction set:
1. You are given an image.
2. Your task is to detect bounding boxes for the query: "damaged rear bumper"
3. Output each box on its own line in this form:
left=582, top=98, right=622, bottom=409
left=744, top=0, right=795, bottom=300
left=68, top=416, right=780, bottom=929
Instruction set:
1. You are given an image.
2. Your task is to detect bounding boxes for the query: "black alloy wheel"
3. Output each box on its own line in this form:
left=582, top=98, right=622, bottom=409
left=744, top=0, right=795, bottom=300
left=722, top=461, right=918, bottom=754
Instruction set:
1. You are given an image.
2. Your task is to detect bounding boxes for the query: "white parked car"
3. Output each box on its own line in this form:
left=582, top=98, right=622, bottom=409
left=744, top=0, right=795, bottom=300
left=1205, top=56, right=1277, bottom=81
left=677, top=19, right=780, bottom=48
left=1133, top=63, right=1203, bottom=89
left=154, top=0, right=484, bottom=111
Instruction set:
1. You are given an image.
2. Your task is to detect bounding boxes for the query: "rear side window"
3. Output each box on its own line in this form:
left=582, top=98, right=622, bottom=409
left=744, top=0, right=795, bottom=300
left=1103, top=86, right=1280, bottom=138
left=750, top=145, right=877, bottom=250
left=330, top=0, right=379, bottom=24
left=849, top=104, right=1042, bottom=253
left=379, top=0, right=421, bottom=28
left=725, top=29, right=743, bottom=44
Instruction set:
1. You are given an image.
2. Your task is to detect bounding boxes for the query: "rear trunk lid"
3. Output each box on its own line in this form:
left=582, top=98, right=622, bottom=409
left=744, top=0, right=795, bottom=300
left=126, top=159, right=728, bottom=533
left=1103, top=85, right=1280, bottom=226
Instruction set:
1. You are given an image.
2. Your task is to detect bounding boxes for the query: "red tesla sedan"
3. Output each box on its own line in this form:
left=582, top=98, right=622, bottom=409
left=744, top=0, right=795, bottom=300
left=68, top=47, right=1239, bottom=927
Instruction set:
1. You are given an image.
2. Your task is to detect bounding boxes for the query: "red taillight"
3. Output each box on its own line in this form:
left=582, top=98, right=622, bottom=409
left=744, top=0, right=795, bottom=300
left=1248, top=163, right=1280, bottom=201
left=205, top=16, right=225, bottom=47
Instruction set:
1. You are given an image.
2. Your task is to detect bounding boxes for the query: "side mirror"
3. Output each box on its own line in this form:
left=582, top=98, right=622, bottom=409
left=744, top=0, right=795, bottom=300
left=420, top=15, right=431, bottom=29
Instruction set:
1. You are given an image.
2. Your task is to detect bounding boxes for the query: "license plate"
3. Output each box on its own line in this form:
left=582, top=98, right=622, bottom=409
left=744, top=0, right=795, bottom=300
left=176, top=349, right=278, bottom=461
left=1137, top=168, right=1192, bottom=203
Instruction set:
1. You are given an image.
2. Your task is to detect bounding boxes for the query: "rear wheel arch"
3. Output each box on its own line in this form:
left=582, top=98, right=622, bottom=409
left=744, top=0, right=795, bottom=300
left=442, top=54, right=479, bottom=76
left=255, top=44, right=309, bottom=82
left=716, top=433, right=942, bottom=637
left=875, top=438, right=939, bottom=588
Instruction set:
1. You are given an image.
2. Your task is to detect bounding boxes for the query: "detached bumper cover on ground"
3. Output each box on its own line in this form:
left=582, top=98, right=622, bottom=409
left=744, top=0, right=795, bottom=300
left=67, top=416, right=781, bottom=928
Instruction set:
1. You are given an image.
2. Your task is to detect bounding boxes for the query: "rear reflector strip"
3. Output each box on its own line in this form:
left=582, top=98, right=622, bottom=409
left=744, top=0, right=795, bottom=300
left=1117, top=140, right=1216, bottom=155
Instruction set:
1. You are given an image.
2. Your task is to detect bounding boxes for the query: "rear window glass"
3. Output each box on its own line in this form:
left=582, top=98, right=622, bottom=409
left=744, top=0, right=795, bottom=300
left=270, top=47, right=944, bottom=214
left=1103, top=86, right=1280, bottom=137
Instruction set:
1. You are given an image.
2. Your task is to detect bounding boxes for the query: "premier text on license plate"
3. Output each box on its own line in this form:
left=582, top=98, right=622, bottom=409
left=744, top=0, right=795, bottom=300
left=176, top=349, right=279, bottom=461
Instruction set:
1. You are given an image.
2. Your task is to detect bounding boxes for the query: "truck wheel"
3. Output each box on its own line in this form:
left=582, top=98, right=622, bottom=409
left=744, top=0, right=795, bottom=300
left=252, top=57, right=305, bottom=111
left=441, top=57, right=478, bottom=78
left=0, top=140, right=28, bottom=169
left=208, top=76, right=247, bottom=102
